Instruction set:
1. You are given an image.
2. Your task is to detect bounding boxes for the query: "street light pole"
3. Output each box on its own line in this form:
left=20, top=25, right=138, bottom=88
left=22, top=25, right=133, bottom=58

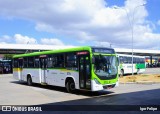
left=114, top=3, right=146, bottom=75
left=110, top=43, right=112, bottom=48
left=131, top=4, right=146, bottom=75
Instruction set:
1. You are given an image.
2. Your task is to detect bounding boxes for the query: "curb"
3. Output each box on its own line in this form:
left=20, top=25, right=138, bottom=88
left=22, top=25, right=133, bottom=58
left=120, top=82, right=136, bottom=84
left=136, top=81, right=160, bottom=84
left=120, top=81, right=160, bottom=84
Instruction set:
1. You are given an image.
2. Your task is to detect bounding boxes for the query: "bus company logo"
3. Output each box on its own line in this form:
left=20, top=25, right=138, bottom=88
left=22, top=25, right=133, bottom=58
left=1, top=106, right=42, bottom=111
left=2, top=106, right=11, bottom=111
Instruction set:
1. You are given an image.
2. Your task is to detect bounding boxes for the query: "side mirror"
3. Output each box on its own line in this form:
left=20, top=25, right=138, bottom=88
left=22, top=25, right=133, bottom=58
left=117, top=57, right=119, bottom=66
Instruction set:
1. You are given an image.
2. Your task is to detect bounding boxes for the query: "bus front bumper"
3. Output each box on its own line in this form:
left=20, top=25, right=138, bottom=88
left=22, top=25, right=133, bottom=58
left=91, top=80, right=117, bottom=91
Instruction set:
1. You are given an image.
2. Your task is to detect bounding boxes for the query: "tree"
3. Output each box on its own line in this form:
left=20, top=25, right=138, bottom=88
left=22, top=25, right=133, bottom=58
left=3, top=54, right=14, bottom=60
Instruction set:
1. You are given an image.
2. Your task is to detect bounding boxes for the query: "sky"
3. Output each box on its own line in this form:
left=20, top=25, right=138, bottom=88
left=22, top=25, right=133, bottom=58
left=0, top=0, right=160, bottom=49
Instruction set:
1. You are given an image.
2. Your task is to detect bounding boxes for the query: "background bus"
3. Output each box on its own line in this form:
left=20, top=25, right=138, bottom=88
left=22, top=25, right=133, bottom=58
left=13, top=46, right=119, bottom=93
left=118, top=54, right=146, bottom=76
left=0, top=60, right=12, bottom=74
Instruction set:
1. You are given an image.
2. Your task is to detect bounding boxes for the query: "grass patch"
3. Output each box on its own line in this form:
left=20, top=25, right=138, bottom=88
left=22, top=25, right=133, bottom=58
left=126, top=76, right=137, bottom=82
left=140, top=74, right=150, bottom=77
left=154, top=75, right=160, bottom=78
left=119, top=74, right=160, bottom=83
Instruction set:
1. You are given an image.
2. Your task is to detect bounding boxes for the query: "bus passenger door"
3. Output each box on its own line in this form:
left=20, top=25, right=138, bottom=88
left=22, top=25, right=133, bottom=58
left=40, top=57, right=47, bottom=83
left=78, top=54, right=91, bottom=90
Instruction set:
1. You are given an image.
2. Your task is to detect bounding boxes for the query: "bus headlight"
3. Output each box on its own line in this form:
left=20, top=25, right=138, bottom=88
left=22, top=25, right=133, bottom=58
left=94, top=78, right=100, bottom=84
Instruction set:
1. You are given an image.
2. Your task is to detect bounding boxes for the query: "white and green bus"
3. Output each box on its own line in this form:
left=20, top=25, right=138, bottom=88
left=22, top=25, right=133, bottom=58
left=118, top=54, right=146, bottom=76
left=13, top=46, right=119, bottom=93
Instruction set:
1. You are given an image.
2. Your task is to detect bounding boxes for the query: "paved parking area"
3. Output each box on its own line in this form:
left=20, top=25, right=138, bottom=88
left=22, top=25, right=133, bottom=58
left=143, top=68, right=160, bottom=74
left=0, top=74, right=89, bottom=105
left=0, top=74, right=160, bottom=107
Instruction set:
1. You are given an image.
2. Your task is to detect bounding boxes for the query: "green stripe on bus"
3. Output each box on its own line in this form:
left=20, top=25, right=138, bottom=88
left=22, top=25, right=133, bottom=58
left=136, top=64, right=146, bottom=69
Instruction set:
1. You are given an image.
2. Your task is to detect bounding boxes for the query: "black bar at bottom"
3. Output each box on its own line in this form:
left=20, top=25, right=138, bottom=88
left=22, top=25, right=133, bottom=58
left=1, top=105, right=159, bottom=111
left=40, top=105, right=160, bottom=111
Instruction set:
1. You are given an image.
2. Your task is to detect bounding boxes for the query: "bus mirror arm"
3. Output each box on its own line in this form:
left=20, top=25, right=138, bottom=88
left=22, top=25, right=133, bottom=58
left=92, top=56, right=95, bottom=64
left=117, top=57, right=119, bottom=66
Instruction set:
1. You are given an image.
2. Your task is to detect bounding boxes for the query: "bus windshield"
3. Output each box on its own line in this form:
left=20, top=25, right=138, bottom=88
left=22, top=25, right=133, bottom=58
left=93, top=55, right=118, bottom=80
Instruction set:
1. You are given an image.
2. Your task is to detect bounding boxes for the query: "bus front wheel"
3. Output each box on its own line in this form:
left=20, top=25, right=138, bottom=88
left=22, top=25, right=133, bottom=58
left=27, top=76, right=32, bottom=86
left=66, top=80, right=75, bottom=93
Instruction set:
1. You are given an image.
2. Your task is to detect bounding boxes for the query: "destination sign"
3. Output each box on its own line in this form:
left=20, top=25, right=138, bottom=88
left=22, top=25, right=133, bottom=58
left=39, top=55, right=47, bottom=58
left=92, top=48, right=115, bottom=54
left=77, top=52, right=88, bottom=55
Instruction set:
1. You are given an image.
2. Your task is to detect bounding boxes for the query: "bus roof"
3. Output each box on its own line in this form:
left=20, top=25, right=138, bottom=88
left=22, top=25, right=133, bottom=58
left=13, top=46, right=90, bottom=58
left=13, top=46, right=116, bottom=58
left=117, top=54, right=145, bottom=58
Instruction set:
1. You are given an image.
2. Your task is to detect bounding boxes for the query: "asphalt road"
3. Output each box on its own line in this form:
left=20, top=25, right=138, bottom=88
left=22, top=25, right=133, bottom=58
left=0, top=73, right=160, bottom=113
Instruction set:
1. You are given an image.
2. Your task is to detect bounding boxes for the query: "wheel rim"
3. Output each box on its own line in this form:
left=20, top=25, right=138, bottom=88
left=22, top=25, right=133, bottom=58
left=70, top=82, right=75, bottom=90
left=121, top=70, right=123, bottom=76
left=28, top=78, right=31, bottom=85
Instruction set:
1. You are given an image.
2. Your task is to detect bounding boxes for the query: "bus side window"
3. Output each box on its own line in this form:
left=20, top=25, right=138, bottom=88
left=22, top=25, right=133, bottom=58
left=58, top=54, right=64, bottom=68
left=13, top=59, right=19, bottom=68
left=137, top=58, right=140, bottom=64
left=119, top=56, right=123, bottom=64
left=34, top=57, right=39, bottom=68
left=18, top=58, right=23, bottom=68
left=85, top=57, right=90, bottom=76
left=47, top=55, right=52, bottom=68
left=52, top=56, right=56, bottom=67
left=28, top=57, right=34, bottom=68
left=52, top=54, right=64, bottom=68
left=66, top=53, right=77, bottom=70
left=123, top=57, right=128, bottom=64
left=23, top=57, right=28, bottom=68
left=133, top=57, right=136, bottom=64
left=140, top=58, right=144, bottom=64
left=128, top=57, right=130, bottom=64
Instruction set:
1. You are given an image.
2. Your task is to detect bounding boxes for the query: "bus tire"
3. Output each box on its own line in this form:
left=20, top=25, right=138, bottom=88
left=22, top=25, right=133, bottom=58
left=120, top=69, right=124, bottom=77
left=27, top=76, right=32, bottom=86
left=66, top=80, right=75, bottom=93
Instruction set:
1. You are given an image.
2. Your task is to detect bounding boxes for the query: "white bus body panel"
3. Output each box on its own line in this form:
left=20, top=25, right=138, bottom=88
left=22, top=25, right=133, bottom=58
left=91, top=80, right=103, bottom=91
left=13, top=68, right=80, bottom=89
left=13, top=68, right=22, bottom=81
left=122, top=64, right=137, bottom=74
left=45, top=69, right=79, bottom=89
left=139, top=69, right=145, bottom=73
left=13, top=70, right=20, bottom=80
left=22, top=69, right=41, bottom=83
